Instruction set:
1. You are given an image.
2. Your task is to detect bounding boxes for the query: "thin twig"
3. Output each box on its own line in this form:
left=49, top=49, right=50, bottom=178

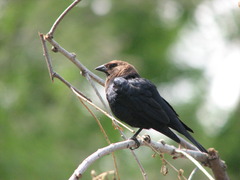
left=39, top=33, right=54, bottom=81
left=175, top=149, right=214, bottom=180
left=78, top=98, right=120, bottom=180
left=48, top=0, right=82, bottom=37
left=79, top=99, right=111, bottom=144
left=162, top=155, right=187, bottom=180
left=84, top=72, right=108, bottom=109
left=129, top=149, right=148, bottom=180
left=188, top=167, right=199, bottom=180
left=70, top=87, right=134, bottom=132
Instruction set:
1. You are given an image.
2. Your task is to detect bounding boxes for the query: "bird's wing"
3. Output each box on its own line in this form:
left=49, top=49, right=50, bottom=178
left=113, top=77, right=171, bottom=125
left=161, top=97, right=194, bottom=133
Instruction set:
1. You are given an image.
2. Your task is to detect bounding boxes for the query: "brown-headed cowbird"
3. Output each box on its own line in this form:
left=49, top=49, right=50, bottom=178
left=95, top=60, right=207, bottom=153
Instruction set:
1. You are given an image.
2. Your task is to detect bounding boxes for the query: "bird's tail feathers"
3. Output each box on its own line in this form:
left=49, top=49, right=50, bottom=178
left=184, top=131, right=207, bottom=153
left=154, top=127, right=207, bottom=153
left=154, top=127, right=181, bottom=144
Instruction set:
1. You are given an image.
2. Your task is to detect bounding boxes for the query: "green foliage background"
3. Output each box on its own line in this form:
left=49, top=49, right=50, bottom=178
left=0, top=0, right=239, bottom=179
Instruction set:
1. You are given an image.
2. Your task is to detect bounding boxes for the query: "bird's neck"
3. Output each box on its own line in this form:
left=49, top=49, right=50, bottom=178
left=105, top=72, right=140, bottom=88
left=122, top=72, right=140, bottom=79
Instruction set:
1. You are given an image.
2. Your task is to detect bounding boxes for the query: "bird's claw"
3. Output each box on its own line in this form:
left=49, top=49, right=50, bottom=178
left=129, top=136, right=140, bottom=150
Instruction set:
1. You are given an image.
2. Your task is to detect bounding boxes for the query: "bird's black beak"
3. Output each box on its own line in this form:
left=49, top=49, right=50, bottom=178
left=95, top=64, right=107, bottom=73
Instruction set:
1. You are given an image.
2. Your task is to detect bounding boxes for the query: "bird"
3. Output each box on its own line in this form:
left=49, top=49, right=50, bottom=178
left=95, top=60, right=207, bottom=153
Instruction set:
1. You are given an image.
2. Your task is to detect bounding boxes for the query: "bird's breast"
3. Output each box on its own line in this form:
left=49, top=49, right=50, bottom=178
left=106, top=83, right=134, bottom=124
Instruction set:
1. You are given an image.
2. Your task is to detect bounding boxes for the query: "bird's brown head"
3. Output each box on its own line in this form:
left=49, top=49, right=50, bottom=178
left=95, top=60, right=140, bottom=86
left=95, top=60, right=139, bottom=77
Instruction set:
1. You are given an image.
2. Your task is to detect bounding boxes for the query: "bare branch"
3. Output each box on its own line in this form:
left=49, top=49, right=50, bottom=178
left=68, top=140, right=134, bottom=180
left=44, top=35, right=105, bottom=86
left=48, top=0, right=82, bottom=37
left=39, top=34, right=91, bottom=101
left=69, top=138, right=209, bottom=180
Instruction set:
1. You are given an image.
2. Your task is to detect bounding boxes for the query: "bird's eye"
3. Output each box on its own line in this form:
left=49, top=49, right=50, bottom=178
left=109, top=63, right=117, bottom=69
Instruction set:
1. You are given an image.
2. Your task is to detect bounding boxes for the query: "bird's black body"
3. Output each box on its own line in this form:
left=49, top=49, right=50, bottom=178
left=96, top=60, right=207, bottom=153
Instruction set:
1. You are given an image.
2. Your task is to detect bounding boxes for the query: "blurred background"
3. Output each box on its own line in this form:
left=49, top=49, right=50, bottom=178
left=0, top=0, right=239, bottom=179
